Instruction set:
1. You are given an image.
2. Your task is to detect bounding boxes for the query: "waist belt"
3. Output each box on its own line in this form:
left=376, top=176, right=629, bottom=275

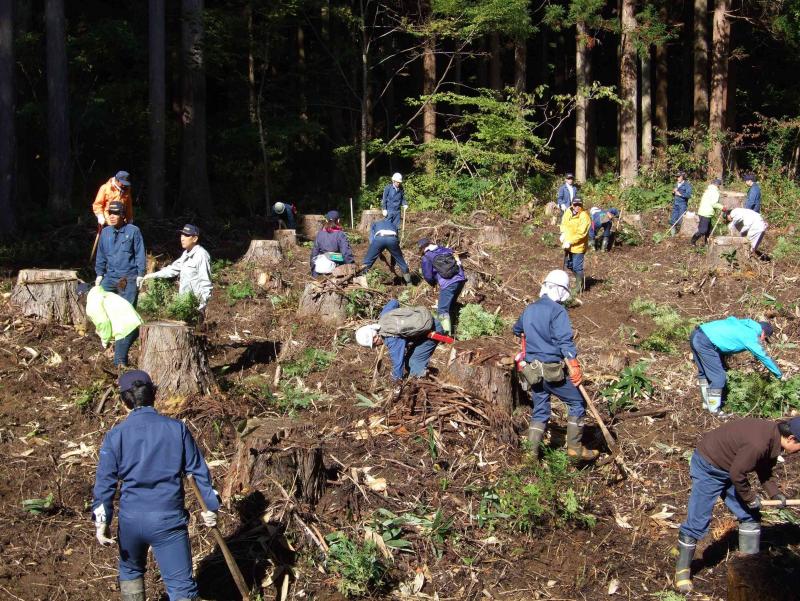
left=375, top=230, right=397, bottom=237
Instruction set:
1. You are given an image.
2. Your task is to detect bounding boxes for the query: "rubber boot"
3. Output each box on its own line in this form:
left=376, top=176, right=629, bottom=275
left=527, top=422, right=546, bottom=460
left=698, top=378, right=709, bottom=410
left=707, top=388, right=723, bottom=414
left=120, top=578, right=145, bottom=601
left=574, top=272, right=585, bottom=294
left=601, top=237, right=610, bottom=252
left=439, top=314, right=452, bottom=335
left=690, top=233, right=700, bottom=246
left=566, top=417, right=599, bottom=461
left=674, top=532, right=696, bottom=593
left=402, top=272, right=412, bottom=286
left=738, top=522, right=761, bottom=555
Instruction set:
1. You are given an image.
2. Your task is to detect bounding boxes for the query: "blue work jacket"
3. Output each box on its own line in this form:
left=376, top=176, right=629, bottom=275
left=745, top=183, right=762, bottom=213
left=95, top=223, right=146, bottom=279
left=674, top=181, right=692, bottom=203
left=699, top=317, right=781, bottom=377
left=310, top=227, right=355, bottom=274
left=380, top=299, right=442, bottom=380
left=382, top=184, right=407, bottom=214
left=92, top=407, right=219, bottom=521
left=556, top=183, right=576, bottom=210
left=369, top=219, right=398, bottom=243
left=421, top=245, right=466, bottom=289
left=512, top=297, right=578, bottom=363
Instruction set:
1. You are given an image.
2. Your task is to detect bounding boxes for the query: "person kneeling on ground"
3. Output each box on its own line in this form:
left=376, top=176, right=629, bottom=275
left=588, top=206, right=620, bottom=251
left=355, top=300, right=444, bottom=381
left=418, top=238, right=466, bottom=335
left=86, top=285, right=143, bottom=369
left=560, top=197, right=590, bottom=293
left=691, top=178, right=723, bottom=246
left=360, top=218, right=412, bottom=286
left=310, top=210, right=355, bottom=276
left=674, top=417, right=800, bottom=593
left=142, top=224, right=213, bottom=316
left=92, top=370, right=219, bottom=601
left=512, top=269, right=598, bottom=462
left=723, top=206, right=768, bottom=256
left=689, top=317, right=780, bottom=415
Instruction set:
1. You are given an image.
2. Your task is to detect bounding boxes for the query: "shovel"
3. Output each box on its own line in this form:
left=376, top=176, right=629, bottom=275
left=761, top=499, right=800, bottom=507
left=90, top=224, right=102, bottom=262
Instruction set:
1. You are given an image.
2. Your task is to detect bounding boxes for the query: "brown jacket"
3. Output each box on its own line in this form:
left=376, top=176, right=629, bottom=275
left=697, top=418, right=781, bottom=504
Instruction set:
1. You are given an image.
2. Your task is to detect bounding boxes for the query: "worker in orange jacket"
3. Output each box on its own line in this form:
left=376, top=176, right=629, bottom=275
left=93, top=171, right=133, bottom=225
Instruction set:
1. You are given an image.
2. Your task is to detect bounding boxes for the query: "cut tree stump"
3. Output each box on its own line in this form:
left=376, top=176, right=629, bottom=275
left=274, top=229, right=297, bottom=250
left=678, top=211, right=700, bottom=237
left=223, top=418, right=325, bottom=506
left=721, top=190, right=746, bottom=210
left=10, top=269, right=87, bottom=325
left=139, top=320, right=215, bottom=396
left=707, top=236, right=751, bottom=269
left=727, top=553, right=798, bottom=601
left=442, top=344, right=523, bottom=415
left=255, top=271, right=287, bottom=293
left=300, top=214, right=326, bottom=240
left=241, top=240, right=283, bottom=266
left=621, top=213, right=643, bottom=229
left=544, top=201, right=560, bottom=225
left=358, top=209, right=385, bottom=233
left=296, top=282, right=347, bottom=323
left=477, top=225, right=509, bottom=247
left=332, top=263, right=359, bottom=279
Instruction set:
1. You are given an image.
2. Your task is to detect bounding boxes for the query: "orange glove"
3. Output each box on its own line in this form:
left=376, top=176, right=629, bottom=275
left=565, top=358, right=582, bottom=386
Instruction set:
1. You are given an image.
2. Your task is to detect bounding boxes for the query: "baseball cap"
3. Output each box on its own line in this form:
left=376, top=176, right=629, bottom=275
left=417, top=238, right=431, bottom=249
left=115, top=171, right=131, bottom=186
left=108, top=201, right=125, bottom=214
left=565, top=173, right=574, bottom=179
left=787, top=417, right=800, bottom=440
left=744, top=173, right=756, bottom=182
left=179, top=224, right=200, bottom=237
left=118, top=370, right=153, bottom=393
left=759, top=321, right=774, bottom=339
left=325, top=210, right=340, bottom=221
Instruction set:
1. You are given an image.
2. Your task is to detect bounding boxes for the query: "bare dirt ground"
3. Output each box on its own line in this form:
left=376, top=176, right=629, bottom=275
left=2, top=208, right=800, bottom=600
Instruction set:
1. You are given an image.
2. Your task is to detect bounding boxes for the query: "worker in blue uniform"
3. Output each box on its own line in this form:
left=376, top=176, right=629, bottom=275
left=744, top=174, right=762, bottom=212
left=95, top=200, right=146, bottom=307
left=92, top=370, right=219, bottom=601
left=360, top=218, right=413, bottom=285
left=670, top=171, right=693, bottom=236
left=381, top=173, right=408, bottom=230
left=512, top=270, right=598, bottom=462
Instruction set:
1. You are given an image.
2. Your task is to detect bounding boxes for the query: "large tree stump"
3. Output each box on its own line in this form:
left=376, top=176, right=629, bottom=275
left=139, top=320, right=216, bottom=395
left=274, top=229, right=296, bottom=250
left=10, top=269, right=87, bottom=326
left=707, top=236, right=751, bottom=269
left=358, top=209, right=385, bottom=233
left=678, top=211, right=700, bottom=237
left=241, top=240, right=282, bottom=266
left=721, top=190, right=746, bottom=210
left=727, top=553, right=798, bottom=601
left=544, top=201, right=560, bottom=225
left=296, top=282, right=347, bottom=323
left=442, top=344, right=523, bottom=415
left=477, top=225, right=509, bottom=247
left=300, top=214, right=326, bottom=240
left=223, top=418, right=325, bottom=506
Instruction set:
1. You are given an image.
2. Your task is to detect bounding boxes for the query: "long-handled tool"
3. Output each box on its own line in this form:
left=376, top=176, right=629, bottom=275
left=186, top=475, right=249, bottom=601
left=400, top=206, right=408, bottom=244
left=762, top=499, right=800, bottom=507
left=90, top=224, right=102, bottom=262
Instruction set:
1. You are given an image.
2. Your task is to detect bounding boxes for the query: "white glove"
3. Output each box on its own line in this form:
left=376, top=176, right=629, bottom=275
left=142, top=273, right=156, bottom=281
left=95, top=276, right=103, bottom=286
left=381, top=209, right=388, bottom=217
left=402, top=205, right=408, bottom=211
left=96, top=214, right=105, bottom=225
left=95, top=522, right=116, bottom=546
left=562, top=240, right=571, bottom=250
left=201, top=510, right=217, bottom=528
left=136, top=277, right=144, bottom=289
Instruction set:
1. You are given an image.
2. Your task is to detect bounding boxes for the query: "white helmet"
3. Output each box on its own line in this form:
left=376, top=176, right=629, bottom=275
left=273, top=202, right=286, bottom=215
left=540, top=270, right=571, bottom=303
left=391, top=172, right=403, bottom=183
left=356, top=324, right=381, bottom=348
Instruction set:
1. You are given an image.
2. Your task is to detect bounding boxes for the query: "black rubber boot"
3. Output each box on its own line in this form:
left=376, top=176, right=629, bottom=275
left=690, top=233, right=700, bottom=246
left=674, top=532, right=696, bottom=593
left=120, top=578, right=145, bottom=601
left=527, top=422, right=546, bottom=460
left=601, top=237, right=610, bottom=252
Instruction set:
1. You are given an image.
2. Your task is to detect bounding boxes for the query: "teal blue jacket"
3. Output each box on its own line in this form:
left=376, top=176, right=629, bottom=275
left=699, top=317, right=781, bottom=377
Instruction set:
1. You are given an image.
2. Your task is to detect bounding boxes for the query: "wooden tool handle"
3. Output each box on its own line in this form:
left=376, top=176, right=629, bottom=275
left=761, top=499, right=800, bottom=507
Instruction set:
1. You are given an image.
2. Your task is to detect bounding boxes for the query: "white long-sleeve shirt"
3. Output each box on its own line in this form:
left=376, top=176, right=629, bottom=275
left=151, top=244, right=213, bottom=308
left=728, top=208, right=766, bottom=234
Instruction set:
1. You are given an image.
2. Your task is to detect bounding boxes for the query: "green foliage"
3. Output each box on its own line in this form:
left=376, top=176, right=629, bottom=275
left=139, top=279, right=201, bottom=324
left=273, top=383, right=320, bottom=416
left=345, top=289, right=381, bottom=320
left=630, top=298, right=698, bottom=354
left=772, top=235, right=800, bottom=260
left=725, top=370, right=800, bottom=417
left=22, top=493, right=55, bottom=515
left=324, top=532, right=387, bottom=598
left=226, top=281, right=256, bottom=303
left=72, top=380, right=107, bottom=410
left=601, top=361, right=654, bottom=415
left=652, top=592, right=685, bottom=601
left=167, top=292, right=201, bottom=323
left=614, top=225, right=643, bottom=247
left=457, top=304, right=506, bottom=340
left=211, top=259, right=232, bottom=281
left=370, top=507, right=454, bottom=558
left=282, top=348, right=336, bottom=378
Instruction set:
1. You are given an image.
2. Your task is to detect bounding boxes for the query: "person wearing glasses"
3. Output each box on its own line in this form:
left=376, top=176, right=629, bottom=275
left=93, top=170, right=133, bottom=225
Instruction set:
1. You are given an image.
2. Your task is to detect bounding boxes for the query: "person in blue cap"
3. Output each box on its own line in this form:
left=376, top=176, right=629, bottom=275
left=588, top=206, right=620, bottom=251
left=360, top=218, right=413, bottom=285
left=381, top=173, right=408, bottom=230
left=674, top=416, right=800, bottom=593
left=142, top=224, right=213, bottom=313
left=670, top=171, right=693, bottom=236
left=689, top=318, right=781, bottom=415
left=744, top=173, right=762, bottom=213
left=95, top=200, right=146, bottom=307
left=310, top=210, right=355, bottom=276
left=418, top=238, right=466, bottom=335
left=92, top=370, right=219, bottom=601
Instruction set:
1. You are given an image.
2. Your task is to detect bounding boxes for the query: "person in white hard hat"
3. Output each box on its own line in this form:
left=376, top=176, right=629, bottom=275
left=272, top=202, right=296, bottom=229
left=382, top=172, right=408, bottom=230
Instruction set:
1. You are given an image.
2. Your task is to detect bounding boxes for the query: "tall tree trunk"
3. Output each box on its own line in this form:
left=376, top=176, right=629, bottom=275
left=246, top=1, right=256, bottom=124
left=575, top=22, right=589, bottom=184
left=179, top=0, right=212, bottom=215
left=45, top=0, right=71, bottom=213
left=422, top=34, right=436, bottom=173
left=359, top=1, right=369, bottom=187
left=619, top=0, right=638, bottom=186
left=514, top=38, right=526, bottom=93
left=641, top=49, right=653, bottom=167
left=708, top=0, right=730, bottom=177
left=0, top=0, right=16, bottom=237
left=148, top=0, right=166, bottom=218
left=654, top=37, right=669, bottom=147
left=297, top=26, right=308, bottom=126
left=693, top=0, right=709, bottom=126
left=490, top=32, right=501, bottom=90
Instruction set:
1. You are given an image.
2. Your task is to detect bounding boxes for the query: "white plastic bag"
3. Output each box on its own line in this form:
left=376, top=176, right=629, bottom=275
left=314, top=254, right=336, bottom=274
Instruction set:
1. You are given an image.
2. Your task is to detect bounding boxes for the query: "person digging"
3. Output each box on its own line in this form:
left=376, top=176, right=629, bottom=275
left=670, top=170, right=693, bottom=236
left=359, top=217, right=413, bottom=286
left=309, top=210, right=355, bottom=276
left=512, top=269, right=599, bottom=462
left=691, top=178, right=723, bottom=246
left=418, top=238, right=466, bottom=336
left=674, top=416, right=800, bottom=594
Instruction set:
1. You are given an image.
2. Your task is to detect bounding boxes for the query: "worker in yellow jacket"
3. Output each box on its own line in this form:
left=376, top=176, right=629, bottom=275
left=560, top=196, right=591, bottom=293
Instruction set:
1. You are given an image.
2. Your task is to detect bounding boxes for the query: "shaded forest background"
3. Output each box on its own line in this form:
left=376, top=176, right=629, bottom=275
left=1, top=0, right=800, bottom=243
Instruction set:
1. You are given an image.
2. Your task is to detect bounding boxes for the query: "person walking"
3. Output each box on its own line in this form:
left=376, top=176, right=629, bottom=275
left=95, top=201, right=146, bottom=307
left=689, top=318, right=781, bottom=415
left=670, top=171, right=693, bottom=236
left=560, top=197, right=590, bottom=293
left=381, top=173, right=408, bottom=230
left=310, top=210, right=355, bottom=276
left=723, top=207, right=768, bottom=254
left=92, top=370, right=220, bottom=601
left=93, top=171, right=133, bottom=225
left=512, top=270, right=599, bottom=462
left=142, top=224, right=213, bottom=314
left=691, top=178, right=724, bottom=246
left=744, top=173, right=762, bottom=212
left=360, top=218, right=413, bottom=285
left=674, top=417, right=800, bottom=593
left=418, top=238, right=466, bottom=335
left=556, top=173, right=577, bottom=215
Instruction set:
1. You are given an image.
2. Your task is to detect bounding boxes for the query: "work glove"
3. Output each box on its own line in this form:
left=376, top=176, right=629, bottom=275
left=95, top=276, right=103, bottom=287
left=381, top=209, right=388, bottom=217
left=565, top=358, right=583, bottom=386
left=772, top=493, right=788, bottom=508
left=136, top=277, right=144, bottom=289
left=402, top=205, right=408, bottom=211
left=201, top=510, right=217, bottom=528
left=142, top=273, right=156, bottom=281
left=562, top=240, right=571, bottom=250
left=95, top=522, right=116, bottom=546
left=747, top=496, right=761, bottom=511
left=96, top=214, right=105, bottom=226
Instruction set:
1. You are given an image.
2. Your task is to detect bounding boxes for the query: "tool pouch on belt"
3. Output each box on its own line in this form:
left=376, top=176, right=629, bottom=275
left=541, top=362, right=565, bottom=383
left=520, top=360, right=566, bottom=387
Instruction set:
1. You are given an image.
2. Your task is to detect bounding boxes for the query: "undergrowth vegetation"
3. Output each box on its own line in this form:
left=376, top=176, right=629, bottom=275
left=282, top=348, right=335, bottom=378
left=324, top=532, right=387, bottom=598
left=725, top=370, right=800, bottom=417
left=601, top=361, right=654, bottom=415
left=457, top=303, right=506, bottom=340
left=630, top=297, right=698, bottom=353
left=138, top=278, right=201, bottom=324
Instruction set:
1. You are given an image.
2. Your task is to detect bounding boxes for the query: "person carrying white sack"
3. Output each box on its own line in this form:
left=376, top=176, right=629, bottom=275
left=86, top=286, right=143, bottom=369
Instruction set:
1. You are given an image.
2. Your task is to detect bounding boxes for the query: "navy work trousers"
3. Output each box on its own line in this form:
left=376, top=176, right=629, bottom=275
left=689, top=328, right=727, bottom=389
left=362, top=236, right=409, bottom=273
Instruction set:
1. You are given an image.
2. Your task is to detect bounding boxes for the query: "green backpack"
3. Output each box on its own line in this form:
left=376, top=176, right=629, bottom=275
left=378, top=306, right=433, bottom=337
